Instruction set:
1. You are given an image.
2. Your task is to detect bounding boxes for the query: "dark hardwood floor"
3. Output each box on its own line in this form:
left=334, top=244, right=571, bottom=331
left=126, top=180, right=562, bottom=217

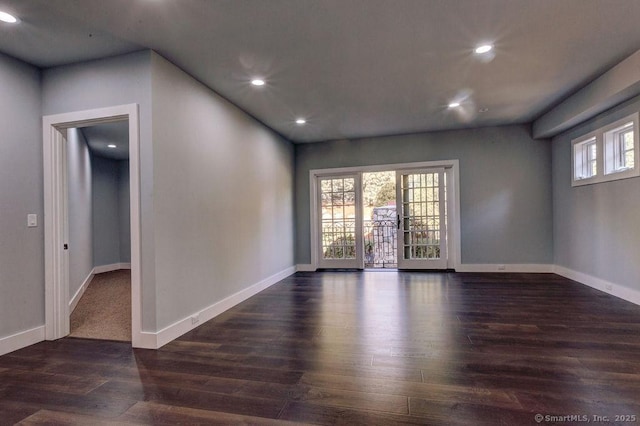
left=2, top=271, right=640, bottom=425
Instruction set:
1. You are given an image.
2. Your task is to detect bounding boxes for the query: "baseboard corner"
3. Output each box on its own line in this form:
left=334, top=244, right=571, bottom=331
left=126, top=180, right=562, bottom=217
left=93, top=263, right=131, bottom=274
left=296, top=264, right=317, bottom=272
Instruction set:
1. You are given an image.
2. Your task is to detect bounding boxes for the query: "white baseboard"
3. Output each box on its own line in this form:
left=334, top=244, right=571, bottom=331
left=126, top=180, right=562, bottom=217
left=554, top=265, right=640, bottom=306
left=456, top=263, right=554, bottom=273
left=135, top=332, right=159, bottom=350
left=296, top=264, right=316, bottom=272
left=143, top=265, right=297, bottom=349
left=93, top=262, right=131, bottom=274
left=0, top=326, right=45, bottom=356
left=69, top=271, right=94, bottom=313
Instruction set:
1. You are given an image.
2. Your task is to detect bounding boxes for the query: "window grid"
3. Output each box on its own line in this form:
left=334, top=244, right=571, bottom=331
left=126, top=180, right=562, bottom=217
left=615, top=127, right=634, bottom=170
left=320, top=178, right=356, bottom=260
left=574, top=138, right=597, bottom=180
left=401, top=173, right=441, bottom=260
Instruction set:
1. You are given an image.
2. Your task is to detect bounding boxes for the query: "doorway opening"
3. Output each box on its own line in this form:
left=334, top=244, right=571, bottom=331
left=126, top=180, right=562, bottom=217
left=363, top=171, right=397, bottom=269
left=43, top=104, right=144, bottom=347
left=66, top=121, right=132, bottom=342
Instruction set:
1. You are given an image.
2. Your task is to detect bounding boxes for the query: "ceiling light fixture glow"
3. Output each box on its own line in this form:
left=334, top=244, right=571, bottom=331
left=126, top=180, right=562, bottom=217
left=0, top=11, right=18, bottom=23
left=448, top=102, right=461, bottom=109
left=295, top=118, right=306, bottom=125
left=251, top=79, right=265, bottom=86
left=107, top=144, right=117, bottom=148
left=474, top=44, right=493, bottom=54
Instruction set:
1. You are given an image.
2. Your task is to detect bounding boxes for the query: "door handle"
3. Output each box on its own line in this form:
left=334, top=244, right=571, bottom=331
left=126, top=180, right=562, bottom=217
left=397, top=214, right=401, bottom=230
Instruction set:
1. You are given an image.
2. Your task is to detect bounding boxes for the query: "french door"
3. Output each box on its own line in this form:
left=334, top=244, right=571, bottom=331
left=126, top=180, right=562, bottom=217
left=317, top=174, right=363, bottom=268
left=396, top=169, right=447, bottom=269
left=316, top=168, right=448, bottom=270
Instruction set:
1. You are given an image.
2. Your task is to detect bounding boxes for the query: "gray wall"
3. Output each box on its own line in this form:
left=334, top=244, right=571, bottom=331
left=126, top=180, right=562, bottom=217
left=552, top=95, right=640, bottom=292
left=91, top=155, right=121, bottom=266
left=295, top=125, right=553, bottom=265
left=42, top=50, right=157, bottom=330
left=119, top=160, right=131, bottom=263
left=0, top=53, right=43, bottom=338
left=91, top=155, right=130, bottom=266
left=67, top=129, right=93, bottom=300
left=150, top=53, right=295, bottom=330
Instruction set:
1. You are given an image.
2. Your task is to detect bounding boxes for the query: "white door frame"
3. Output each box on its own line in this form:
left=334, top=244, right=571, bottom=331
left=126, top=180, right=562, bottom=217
left=310, top=160, right=461, bottom=271
left=43, top=104, right=143, bottom=346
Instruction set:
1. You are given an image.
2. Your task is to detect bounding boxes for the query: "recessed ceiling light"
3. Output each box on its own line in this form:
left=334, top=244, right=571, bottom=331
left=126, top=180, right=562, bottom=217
left=251, top=79, right=265, bottom=86
left=295, top=118, right=306, bottom=125
left=0, top=11, right=18, bottom=23
left=474, top=44, right=493, bottom=54
left=448, top=102, right=461, bottom=109
left=107, top=144, right=117, bottom=149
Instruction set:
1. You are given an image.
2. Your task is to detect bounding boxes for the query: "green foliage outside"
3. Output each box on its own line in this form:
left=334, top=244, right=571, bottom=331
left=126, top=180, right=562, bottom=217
left=362, top=171, right=395, bottom=207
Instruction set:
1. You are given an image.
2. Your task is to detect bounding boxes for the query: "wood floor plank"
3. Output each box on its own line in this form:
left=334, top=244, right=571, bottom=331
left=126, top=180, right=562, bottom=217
left=299, top=372, right=522, bottom=410
left=118, top=401, right=304, bottom=425
left=0, top=369, right=106, bottom=395
left=1, top=385, right=137, bottom=419
left=0, top=401, right=41, bottom=426
left=88, top=379, right=287, bottom=419
left=16, top=409, right=145, bottom=425
left=278, top=400, right=430, bottom=426
left=1, top=271, right=640, bottom=424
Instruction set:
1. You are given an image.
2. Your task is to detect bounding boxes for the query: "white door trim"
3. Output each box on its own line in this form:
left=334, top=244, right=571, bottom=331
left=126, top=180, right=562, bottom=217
left=309, top=160, right=461, bottom=271
left=43, top=104, right=143, bottom=347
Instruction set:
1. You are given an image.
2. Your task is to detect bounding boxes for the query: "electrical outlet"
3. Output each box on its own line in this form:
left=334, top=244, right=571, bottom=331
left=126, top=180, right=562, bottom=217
left=497, top=264, right=506, bottom=271
left=191, top=314, right=200, bottom=325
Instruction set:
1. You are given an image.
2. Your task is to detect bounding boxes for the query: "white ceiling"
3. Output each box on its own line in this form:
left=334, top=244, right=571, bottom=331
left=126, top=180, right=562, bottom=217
left=1, top=0, right=640, bottom=143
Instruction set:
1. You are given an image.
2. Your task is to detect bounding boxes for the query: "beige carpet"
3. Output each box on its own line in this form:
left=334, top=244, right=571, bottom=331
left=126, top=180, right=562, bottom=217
left=70, top=270, right=131, bottom=342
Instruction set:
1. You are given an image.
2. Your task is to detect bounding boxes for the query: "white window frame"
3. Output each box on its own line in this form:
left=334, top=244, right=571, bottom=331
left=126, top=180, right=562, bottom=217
left=572, top=136, right=598, bottom=183
left=603, top=118, right=636, bottom=177
left=572, top=112, right=639, bottom=187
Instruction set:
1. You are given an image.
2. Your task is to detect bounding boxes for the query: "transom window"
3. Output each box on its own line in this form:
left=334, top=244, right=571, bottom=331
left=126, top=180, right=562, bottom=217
left=572, top=113, right=639, bottom=187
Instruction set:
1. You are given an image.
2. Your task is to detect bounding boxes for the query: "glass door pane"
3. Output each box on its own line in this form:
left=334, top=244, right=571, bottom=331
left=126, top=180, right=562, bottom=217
left=318, top=175, right=362, bottom=268
left=396, top=169, right=447, bottom=269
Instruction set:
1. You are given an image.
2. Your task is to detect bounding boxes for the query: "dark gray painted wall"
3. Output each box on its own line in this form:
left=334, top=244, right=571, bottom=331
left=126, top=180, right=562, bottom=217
left=91, top=155, right=121, bottom=266
left=67, top=129, right=93, bottom=301
left=90, top=155, right=130, bottom=266
left=552, top=95, right=640, bottom=291
left=0, top=53, right=43, bottom=338
left=119, top=160, right=131, bottom=263
left=295, top=125, right=553, bottom=265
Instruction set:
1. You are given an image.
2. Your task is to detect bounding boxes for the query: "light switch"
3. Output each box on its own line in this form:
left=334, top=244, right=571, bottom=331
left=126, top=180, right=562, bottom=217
left=27, top=214, right=37, bottom=228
